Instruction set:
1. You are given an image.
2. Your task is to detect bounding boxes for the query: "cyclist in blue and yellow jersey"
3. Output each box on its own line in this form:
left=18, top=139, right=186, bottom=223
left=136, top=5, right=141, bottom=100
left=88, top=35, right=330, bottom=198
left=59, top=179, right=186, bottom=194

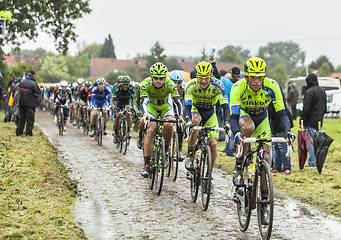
left=184, top=61, right=231, bottom=171
left=111, top=75, right=136, bottom=143
left=230, top=57, right=293, bottom=186
left=90, top=78, right=111, bottom=137
left=140, top=62, right=183, bottom=178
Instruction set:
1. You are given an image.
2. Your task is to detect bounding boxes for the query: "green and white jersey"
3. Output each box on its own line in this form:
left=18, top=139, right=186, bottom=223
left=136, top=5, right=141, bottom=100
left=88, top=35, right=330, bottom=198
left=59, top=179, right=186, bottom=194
left=230, top=77, right=285, bottom=116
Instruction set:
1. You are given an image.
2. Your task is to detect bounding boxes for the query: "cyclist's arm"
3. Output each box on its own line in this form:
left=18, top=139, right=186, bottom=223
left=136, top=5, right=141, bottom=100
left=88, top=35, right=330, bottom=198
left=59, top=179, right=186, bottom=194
left=68, top=89, right=73, bottom=104
left=173, top=96, right=183, bottom=116
left=229, top=84, right=242, bottom=135
left=210, top=61, right=222, bottom=79
left=276, top=110, right=291, bottom=133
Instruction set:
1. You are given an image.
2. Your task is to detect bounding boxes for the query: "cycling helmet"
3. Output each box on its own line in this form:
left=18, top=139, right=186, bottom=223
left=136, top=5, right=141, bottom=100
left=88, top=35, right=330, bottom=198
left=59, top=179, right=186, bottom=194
left=169, top=70, right=184, bottom=82
left=77, top=78, right=84, bottom=84
left=150, top=62, right=168, bottom=77
left=195, top=61, right=213, bottom=77
left=85, top=81, right=91, bottom=87
left=60, top=81, right=68, bottom=87
left=56, top=83, right=61, bottom=88
left=72, top=82, right=77, bottom=88
left=97, top=78, right=106, bottom=85
left=244, top=57, right=267, bottom=77
left=118, top=75, right=131, bottom=84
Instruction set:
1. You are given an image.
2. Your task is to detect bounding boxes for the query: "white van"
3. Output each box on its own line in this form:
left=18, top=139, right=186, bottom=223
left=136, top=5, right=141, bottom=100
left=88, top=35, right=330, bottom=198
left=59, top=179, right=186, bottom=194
left=283, top=77, right=341, bottom=103
left=325, top=90, right=341, bottom=118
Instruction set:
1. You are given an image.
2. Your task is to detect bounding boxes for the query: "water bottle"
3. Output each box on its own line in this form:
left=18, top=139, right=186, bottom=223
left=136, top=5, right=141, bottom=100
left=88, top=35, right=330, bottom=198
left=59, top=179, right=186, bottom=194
left=209, top=46, right=216, bottom=57
left=247, top=163, right=255, bottom=184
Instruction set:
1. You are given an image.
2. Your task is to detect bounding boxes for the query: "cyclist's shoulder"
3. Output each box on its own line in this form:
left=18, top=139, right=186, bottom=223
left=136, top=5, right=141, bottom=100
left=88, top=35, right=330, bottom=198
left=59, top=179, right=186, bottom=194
left=210, top=77, right=225, bottom=92
left=185, top=78, right=198, bottom=92
left=263, top=77, right=280, bottom=87
left=231, top=78, right=247, bottom=92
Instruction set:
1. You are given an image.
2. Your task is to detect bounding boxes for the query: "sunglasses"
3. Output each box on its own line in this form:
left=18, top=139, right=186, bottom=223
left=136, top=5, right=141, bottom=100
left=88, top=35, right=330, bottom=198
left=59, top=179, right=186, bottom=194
left=197, top=76, right=211, bottom=80
left=152, top=76, right=166, bottom=81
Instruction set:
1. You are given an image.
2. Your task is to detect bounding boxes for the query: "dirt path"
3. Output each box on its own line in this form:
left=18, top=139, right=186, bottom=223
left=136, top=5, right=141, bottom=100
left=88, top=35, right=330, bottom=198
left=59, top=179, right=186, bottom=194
left=35, top=110, right=341, bottom=240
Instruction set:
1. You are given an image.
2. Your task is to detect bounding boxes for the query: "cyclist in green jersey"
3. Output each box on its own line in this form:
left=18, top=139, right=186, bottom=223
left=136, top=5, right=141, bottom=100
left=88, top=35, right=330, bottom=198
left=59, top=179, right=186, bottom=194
left=140, top=62, right=183, bottom=178
left=111, top=75, right=136, bottom=142
left=184, top=61, right=231, bottom=171
left=230, top=57, right=294, bottom=185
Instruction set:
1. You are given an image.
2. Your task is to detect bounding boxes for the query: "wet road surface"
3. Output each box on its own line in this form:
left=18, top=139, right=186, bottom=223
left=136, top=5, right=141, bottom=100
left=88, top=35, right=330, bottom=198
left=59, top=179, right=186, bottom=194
left=35, top=110, right=341, bottom=240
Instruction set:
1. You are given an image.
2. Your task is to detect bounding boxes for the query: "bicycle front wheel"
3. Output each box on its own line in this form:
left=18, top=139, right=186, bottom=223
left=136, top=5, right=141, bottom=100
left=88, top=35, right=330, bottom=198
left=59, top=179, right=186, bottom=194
left=256, top=160, right=274, bottom=240
left=154, top=138, right=165, bottom=196
left=190, top=147, right=199, bottom=203
left=170, top=132, right=179, bottom=182
left=122, top=119, right=128, bottom=155
left=98, top=117, right=103, bottom=146
left=148, top=146, right=157, bottom=190
left=200, top=145, right=212, bottom=211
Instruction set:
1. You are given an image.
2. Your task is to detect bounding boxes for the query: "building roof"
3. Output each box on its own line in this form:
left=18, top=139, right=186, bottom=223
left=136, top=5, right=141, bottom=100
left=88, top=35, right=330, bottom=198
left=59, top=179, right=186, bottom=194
left=329, top=73, right=341, bottom=80
left=3, top=55, right=43, bottom=69
left=89, top=58, right=147, bottom=78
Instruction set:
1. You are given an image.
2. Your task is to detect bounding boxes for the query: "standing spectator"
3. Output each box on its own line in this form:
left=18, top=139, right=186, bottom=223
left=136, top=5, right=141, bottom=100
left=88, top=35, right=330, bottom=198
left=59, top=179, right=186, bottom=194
left=269, top=88, right=294, bottom=175
left=0, top=70, right=3, bottom=111
left=3, top=79, right=15, bottom=122
left=300, top=73, right=327, bottom=167
left=10, top=78, right=21, bottom=124
left=210, top=55, right=240, bottom=156
left=16, top=71, right=41, bottom=136
left=287, top=83, right=299, bottom=120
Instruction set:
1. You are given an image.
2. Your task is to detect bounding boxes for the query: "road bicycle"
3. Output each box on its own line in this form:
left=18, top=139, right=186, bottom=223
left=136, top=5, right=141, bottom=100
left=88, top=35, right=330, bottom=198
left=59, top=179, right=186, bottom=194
left=56, top=105, right=69, bottom=136
left=166, top=115, right=183, bottom=182
left=115, top=108, right=131, bottom=155
left=147, top=118, right=177, bottom=196
left=233, top=137, right=293, bottom=240
left=188, top=126, right=226, bottom=211
left=94, top=107, right=105, bottom=146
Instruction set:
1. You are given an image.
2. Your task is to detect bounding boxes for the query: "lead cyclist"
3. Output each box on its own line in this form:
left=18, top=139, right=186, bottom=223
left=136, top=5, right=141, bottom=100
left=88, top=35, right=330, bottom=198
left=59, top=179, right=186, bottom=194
left=229, top=57, right=294, bottom=188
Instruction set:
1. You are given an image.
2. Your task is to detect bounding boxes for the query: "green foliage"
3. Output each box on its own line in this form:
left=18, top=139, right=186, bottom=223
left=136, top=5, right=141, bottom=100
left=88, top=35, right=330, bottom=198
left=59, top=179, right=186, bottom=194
left=258, top=41, right=305, bottom=74
left=66, top=54, right=90, bottom=78
left=142, top=41, right=167, bottom=78
left=77, top=42, right=103, bottom=59
left=38, top=56, right=72, bottom=83
left=9, top=48, right=50, bottom=59
left=309, top=55, right=334, bottom=72
left=8, top=62, right=32, bottom=80
left=0, top=1, right=91, bottom=54
left=266, top=63, right=288, bottom=87
left=335, top=65, right=341, bottom=73
left=99, top=34, right=117, bottom=58
left=217, top=45, right=250, bottom=64
left=104, top=70, right=126, bottom=85
left=164, top=57, right=181, bottom=71
left=124, top=64, right=141, bottom=82
left=290, top=66, right=310, bottom=78
left=318, top=62, right=332, bottom=77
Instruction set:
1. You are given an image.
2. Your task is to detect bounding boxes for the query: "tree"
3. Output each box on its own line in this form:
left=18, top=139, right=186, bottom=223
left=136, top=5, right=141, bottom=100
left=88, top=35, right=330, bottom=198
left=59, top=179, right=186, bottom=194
left=78, top=42, right=103, bottom=59
left=335, top=65, right=341, bottom=73
left=290, top=66, right=310, bottom=78
left=142, top=41, right=167, bottom=78
left=309, top=55, right=334, bottom=72
left=66, top=54, right=90, bottom=78
left=258, top=41, right=305, bottom=74
left=217, top=45, right=250, bottom=63
left=99, top=34, right=117, bottom=58
left=9, top=48, right=49, bottom=59
left=164, top=57, right=181, bottom=71
left=38, top=55, right=72, bottom=82
left=266, top=63, right=288, bottom=87
left=318, top=62, right=331, bottom=77
left=0, top=1, right=91, bottom=54
left=104, top=70, right=126, bottom=85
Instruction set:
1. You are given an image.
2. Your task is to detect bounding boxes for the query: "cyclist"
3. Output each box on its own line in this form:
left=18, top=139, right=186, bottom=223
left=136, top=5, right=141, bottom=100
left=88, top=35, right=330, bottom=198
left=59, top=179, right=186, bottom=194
left=111, top=75, right=136, bottom=143
left=230, top=57, right=293, bottom=187
left=72, top=78, right=84, bottom=126
left=54, top=80, right=72, bottom=125
left=184, top=61, right=230, bottom=171
left=140, top=62, right=183, bottom=178
left=77, top=81, right=91, bottom=123
left=169, top=70, right=186, bottom=161
left=90, top=78, right=111, bottom=137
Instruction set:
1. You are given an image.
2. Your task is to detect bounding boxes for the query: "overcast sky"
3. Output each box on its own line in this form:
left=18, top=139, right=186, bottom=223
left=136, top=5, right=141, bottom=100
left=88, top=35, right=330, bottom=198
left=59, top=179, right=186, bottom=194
left=6, top=0, right=341, bottom=66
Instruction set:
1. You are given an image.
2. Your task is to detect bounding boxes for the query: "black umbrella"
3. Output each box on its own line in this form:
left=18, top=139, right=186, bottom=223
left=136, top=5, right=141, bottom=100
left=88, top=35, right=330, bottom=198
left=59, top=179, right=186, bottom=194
left=313, top=131, right=333, bottom=174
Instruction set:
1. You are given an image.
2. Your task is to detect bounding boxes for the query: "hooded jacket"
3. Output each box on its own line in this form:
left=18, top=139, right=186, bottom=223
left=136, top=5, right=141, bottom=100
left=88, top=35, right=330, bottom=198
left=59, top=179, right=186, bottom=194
left=18, top=76, right=41, bottom=108
left=300, top=74, right=327, bottom=129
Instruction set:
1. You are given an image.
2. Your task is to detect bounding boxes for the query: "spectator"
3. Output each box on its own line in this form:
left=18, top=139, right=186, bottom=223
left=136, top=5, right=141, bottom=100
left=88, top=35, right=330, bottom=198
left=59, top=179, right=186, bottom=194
left=10, top=78, right=21, bottom=124
left=210, top=55, right=240, bottom=156
left=3, top=79, right=14, bottom=122
left=287, top=83, right=299, bottom=120
left=16, top=71, right=41, bottom=136
left=269, top=88, right=294, bottom=175
left=300, top=73, right=327, bottom=167
left=0, top=70, right=3, bottom=111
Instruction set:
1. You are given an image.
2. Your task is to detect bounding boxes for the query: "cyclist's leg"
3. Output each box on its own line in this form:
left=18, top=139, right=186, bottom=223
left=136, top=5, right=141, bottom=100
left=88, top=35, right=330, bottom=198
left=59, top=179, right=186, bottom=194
left=202, top=109, right=219, bottom=168
left=160, top=101, right=175, bottom=152
left=90, top=108, right=98, bottom=136
left=185, top=106, right=201, bottom=170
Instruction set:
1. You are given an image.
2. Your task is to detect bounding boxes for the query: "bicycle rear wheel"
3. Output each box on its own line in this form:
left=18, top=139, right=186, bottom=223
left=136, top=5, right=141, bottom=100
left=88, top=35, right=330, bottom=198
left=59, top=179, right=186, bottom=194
left=122, top=119, right=128, bottom=155
left=148, top=148, right=157, bottom=190
left=256, top=160, right=274, bottom=240
left=98, top=117, right=103, bottom=146
left=201, top=145, right=212, bottom=211
left=77, top=108, right=81, bottom=129
left=236, top=159, right=252, bottom=232
left=154, top=139, right=165, bottom=196
left=58, top=110, right=64, bottom=136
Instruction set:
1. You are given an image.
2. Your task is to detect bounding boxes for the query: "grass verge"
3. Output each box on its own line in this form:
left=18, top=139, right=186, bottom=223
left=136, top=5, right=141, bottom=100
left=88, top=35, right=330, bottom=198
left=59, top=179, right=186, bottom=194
left=0, top=112, right=86, bottom=239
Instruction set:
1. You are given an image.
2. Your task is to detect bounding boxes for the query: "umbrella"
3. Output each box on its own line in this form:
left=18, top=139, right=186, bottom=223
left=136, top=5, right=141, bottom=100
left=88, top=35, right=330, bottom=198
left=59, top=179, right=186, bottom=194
left=313, top=128, right=334, bottom=174
left=298, top=120, right=311, bottom=170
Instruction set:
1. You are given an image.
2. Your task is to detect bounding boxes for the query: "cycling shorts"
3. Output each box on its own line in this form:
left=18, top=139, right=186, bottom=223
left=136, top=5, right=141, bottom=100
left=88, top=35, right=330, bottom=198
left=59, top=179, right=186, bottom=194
left=191, top=105, right=219, bottom=138
left=92, top=99, right=109, bottom=108
left=240, top=109, right=271, bottom=144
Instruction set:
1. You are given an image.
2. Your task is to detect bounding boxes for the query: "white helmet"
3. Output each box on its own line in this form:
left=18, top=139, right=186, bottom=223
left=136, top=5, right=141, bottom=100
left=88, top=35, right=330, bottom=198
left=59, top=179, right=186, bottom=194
left=60, top=80, right=68, bottom=87
left=77, top=78, right=84, bottom=84
left=56, top=83, right=61, bottom=88
left=72, top=82, right=78, bottom=88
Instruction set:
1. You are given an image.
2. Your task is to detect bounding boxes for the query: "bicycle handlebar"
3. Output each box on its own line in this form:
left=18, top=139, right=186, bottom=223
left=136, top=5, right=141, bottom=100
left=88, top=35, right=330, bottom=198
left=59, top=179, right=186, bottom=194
left=236, top=137, right=293, bottom=159
left=185, top=126, right=229, bottom=144
left=149, top=118, right=178, bottom=124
